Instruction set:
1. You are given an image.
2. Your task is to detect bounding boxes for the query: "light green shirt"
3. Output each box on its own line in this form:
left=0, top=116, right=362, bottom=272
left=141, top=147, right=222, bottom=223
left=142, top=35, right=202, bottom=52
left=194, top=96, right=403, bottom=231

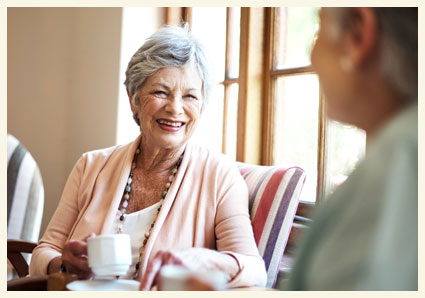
left=284, top=103, right=418, bottom=290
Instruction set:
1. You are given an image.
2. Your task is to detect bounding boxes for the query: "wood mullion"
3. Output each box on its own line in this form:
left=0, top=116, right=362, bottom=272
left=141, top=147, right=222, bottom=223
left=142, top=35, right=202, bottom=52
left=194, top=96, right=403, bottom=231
left=222, top=85, right=230, bottom=154
left=165, top=7, right=183, bottom=25
left=316, top=87, right=327, bottom=203
left=237, top=8, right=249, bottom=162
left=221, top=8, right=232, bottom=154
left=225, top=8, right=232, bottom=79
left=261, top=7, right=274, bottom=165
left=271, top=65, right=314, bottom=77
left=220, top=78, right=238, bottom=85
left=182, top=7, right=192, bottom=26
left=237, top=8, right=266, bottom=164
left=165, top=7, right=191, bottom=26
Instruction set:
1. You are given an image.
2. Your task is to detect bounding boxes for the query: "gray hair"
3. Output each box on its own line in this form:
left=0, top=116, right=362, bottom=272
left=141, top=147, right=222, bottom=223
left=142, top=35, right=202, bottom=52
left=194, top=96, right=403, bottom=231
left=124, top=25, right=212, bottom=117
left=326, top=7, right=418, bottom=102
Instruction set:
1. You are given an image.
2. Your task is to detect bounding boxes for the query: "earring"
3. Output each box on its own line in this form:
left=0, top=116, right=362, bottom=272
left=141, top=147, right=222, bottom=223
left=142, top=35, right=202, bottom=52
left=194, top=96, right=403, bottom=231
left=340, top=56, right=353, bottom=72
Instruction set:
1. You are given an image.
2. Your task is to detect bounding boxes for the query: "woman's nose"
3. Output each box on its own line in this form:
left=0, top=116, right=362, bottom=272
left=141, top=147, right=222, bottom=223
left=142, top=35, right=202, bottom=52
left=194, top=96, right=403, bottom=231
left=165, top=95, right=184, bottom=115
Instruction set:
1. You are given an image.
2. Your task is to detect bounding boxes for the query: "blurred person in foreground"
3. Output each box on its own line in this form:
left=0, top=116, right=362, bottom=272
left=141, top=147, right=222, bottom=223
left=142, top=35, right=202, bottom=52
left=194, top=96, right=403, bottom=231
left=285, top=7, right=418, bottom=290
left=185, top=7, right=418, bottom=291
left=29, top=25, right=267, bottom=290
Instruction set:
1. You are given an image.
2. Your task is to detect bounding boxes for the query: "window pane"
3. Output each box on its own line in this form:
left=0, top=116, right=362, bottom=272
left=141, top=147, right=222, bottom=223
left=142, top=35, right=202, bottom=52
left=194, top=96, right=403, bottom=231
left=224, top=83, right=239, bottom=160
left=191, top=7, right=227, bottom=154
left=274, top=7, right=319, bottom=69
left=227, top=7, right=241, bottom=79
left=325, top=121, right=366, bottom=196
left=273, top=74, right=320, bottom=202
left=191, top=84, right=224, bottom=154
left=191, top=7, right=227, bottom=83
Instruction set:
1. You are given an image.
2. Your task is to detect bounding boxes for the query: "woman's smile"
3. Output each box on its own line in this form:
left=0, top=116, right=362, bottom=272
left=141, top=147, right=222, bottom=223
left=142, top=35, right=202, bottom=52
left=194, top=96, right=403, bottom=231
left=156, top=118, right=186, bottom=132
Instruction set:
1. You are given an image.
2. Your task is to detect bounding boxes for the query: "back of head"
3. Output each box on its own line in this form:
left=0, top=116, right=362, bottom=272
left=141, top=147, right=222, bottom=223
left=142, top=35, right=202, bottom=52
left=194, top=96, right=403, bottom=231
left=124, top=25, right=212, bottom=110
left=374, top=8, right=417, bottom=102
left=327, top=7, right=418, bottom=102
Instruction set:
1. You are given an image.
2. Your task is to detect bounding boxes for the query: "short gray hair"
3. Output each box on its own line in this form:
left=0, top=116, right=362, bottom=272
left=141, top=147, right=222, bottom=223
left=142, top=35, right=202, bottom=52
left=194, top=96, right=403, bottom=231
left=124, top=25, right=212, bottom=113
left=326, top=7, right=418, bottom=102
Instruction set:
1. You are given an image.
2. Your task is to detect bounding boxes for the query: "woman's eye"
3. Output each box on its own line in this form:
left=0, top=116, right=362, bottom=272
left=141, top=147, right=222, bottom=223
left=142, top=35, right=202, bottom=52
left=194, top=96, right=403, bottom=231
left=186, top=94, right=198, bottom=100
left=154, top=91, right=167, bottom=97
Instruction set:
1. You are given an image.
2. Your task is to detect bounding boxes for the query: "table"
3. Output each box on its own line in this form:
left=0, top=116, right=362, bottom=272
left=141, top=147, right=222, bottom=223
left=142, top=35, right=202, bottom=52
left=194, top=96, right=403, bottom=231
left=7, top=273, right=275, bottom=291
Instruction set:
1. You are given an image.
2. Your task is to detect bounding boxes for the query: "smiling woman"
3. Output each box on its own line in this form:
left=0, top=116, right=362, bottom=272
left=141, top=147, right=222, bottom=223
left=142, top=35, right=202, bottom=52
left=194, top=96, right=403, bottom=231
left=29, top=25, right=267, bottom=290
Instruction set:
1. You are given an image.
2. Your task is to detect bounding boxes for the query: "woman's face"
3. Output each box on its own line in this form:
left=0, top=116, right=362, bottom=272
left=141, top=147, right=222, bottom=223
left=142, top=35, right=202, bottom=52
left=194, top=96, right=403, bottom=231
left=132, top=65, right=203, bottom=151
left=310, top=9, right=358, bottom=123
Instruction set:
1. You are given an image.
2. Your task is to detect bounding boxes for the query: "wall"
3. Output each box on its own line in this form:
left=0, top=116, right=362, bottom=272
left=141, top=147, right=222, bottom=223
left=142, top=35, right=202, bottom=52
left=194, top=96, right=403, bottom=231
left=7, top=7, right=123, bottom=235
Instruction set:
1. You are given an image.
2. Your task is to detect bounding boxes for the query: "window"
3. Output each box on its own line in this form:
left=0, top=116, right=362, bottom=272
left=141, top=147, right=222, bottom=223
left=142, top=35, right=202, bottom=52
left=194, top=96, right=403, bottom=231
left=190, top=7, right=241, bottom=159
left=264, top=8, right=366, bottom=203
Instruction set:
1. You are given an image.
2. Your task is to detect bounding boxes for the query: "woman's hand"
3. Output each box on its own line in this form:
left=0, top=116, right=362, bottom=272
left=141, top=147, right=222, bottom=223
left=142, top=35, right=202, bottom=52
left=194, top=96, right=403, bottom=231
left=139, top=248, right=238, bottom=290
left=61, top=233, right=96, bottom=279
left=139, top=250, right=184, bottom=290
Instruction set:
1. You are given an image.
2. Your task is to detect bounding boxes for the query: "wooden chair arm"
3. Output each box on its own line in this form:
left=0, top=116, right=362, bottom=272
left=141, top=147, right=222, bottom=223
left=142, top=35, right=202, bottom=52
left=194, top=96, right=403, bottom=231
left=7, top=275, right=48, bottom=291
left=7, top=239, right=38, bottom=278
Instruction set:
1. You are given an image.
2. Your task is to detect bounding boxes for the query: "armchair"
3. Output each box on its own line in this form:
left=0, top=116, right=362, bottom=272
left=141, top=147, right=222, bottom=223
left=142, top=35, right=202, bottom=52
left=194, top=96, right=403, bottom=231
left=238, top=163, right=306, bottom=287
left=7, top=134, right=44, bottom=280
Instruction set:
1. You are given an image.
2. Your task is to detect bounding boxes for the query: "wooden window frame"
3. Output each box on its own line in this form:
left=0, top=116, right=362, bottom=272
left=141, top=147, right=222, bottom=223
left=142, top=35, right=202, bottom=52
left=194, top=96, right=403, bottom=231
left=263, top=8, right=326, bottom=209
left=165, top=7, right=192, bottom=26
left=238, top=8, right=322, bottom=215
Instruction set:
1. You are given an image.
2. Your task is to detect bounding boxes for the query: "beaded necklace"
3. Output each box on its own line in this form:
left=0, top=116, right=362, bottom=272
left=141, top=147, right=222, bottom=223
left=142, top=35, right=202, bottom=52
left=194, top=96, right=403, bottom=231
left=115, top=146, right=184, bottom=279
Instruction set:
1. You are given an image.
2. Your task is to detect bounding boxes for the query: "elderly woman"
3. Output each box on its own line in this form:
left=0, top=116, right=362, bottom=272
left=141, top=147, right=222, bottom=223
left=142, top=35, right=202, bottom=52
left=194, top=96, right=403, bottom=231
left=284, top=8, right=418, bottom=290
left=29, top=25, right=267, bottom=289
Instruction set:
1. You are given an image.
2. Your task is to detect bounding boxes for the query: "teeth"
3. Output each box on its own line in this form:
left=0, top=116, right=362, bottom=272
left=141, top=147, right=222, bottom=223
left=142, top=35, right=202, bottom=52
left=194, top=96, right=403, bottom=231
left=158, top=120, right=183, bottom=127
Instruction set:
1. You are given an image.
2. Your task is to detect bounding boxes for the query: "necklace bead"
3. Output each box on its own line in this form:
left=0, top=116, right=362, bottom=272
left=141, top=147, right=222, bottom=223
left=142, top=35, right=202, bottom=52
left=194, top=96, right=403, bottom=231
left=116, top=145, right=184, bottom=279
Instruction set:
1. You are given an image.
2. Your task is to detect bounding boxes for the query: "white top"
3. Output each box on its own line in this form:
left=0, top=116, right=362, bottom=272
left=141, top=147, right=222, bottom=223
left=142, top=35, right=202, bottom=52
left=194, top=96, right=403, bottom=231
left=108, top=202, right=161, bottom=279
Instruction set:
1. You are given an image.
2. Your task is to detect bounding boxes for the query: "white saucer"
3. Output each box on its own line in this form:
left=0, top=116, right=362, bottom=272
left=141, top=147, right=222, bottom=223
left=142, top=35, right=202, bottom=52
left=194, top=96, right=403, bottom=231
left=67, top=279, right=140, bottom=291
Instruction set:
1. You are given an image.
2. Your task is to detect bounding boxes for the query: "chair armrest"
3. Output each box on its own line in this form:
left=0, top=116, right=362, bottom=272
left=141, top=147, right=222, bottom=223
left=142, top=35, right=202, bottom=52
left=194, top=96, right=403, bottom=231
left=7, top=275, right=48, bottom=291
left=7, top=239, right=38, bottom=277
left=7, top=239, right=38, bottom=253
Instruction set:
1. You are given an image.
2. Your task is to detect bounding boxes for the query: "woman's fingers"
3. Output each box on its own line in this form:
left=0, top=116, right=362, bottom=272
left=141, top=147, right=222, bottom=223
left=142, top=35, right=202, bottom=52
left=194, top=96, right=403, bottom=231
left=184, top=275, right=215, bottom=291
left=140, top=254, right=163, bottom=290
left=139, top=250, right=184, bottom=290
left=82, top=232, right=96, bottom=241
left=62, top=240, right=91, bottom=276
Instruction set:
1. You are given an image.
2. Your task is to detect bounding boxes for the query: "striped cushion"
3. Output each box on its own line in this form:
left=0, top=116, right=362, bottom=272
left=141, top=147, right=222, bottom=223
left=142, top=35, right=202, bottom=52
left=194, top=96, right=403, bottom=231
left=7, top=134, right=44, bottom=243
left=238, top=163, right=306, bottom=287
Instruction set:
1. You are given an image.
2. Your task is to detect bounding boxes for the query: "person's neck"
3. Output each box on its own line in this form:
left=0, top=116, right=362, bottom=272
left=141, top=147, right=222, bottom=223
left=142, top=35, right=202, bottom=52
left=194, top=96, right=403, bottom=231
left=359, top=88, right=406, bottom=144
left=137, top=140, right=186, bottom=174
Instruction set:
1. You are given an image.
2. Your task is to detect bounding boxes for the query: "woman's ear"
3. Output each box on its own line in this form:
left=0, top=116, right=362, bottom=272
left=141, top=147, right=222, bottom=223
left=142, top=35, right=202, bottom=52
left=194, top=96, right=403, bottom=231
left=127, top=87, right=136, bottom=113
left=344, top=7, right=378, bottom=70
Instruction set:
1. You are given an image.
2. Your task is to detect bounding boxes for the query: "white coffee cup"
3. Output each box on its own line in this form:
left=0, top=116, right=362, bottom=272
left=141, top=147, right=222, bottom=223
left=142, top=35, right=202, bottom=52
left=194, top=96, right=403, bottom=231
left=87, top=234, right=132, bottom=277
left=159, top=264, right=227, bottom=291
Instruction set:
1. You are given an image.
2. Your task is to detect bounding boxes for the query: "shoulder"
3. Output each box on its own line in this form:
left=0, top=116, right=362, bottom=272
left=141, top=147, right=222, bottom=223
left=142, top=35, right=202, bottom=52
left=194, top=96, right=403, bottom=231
left=76, top=140, right=134, bottom=172
left=83, top=140, right=133, bottom=161
left=372, top=103, right=417, bottom=156
left=187, top=143, right=240, bottom=177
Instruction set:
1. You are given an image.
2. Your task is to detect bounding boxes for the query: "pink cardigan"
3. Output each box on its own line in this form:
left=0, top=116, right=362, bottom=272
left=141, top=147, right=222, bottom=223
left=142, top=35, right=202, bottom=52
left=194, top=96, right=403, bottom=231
left=29, top=135, right=267, bottom=287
